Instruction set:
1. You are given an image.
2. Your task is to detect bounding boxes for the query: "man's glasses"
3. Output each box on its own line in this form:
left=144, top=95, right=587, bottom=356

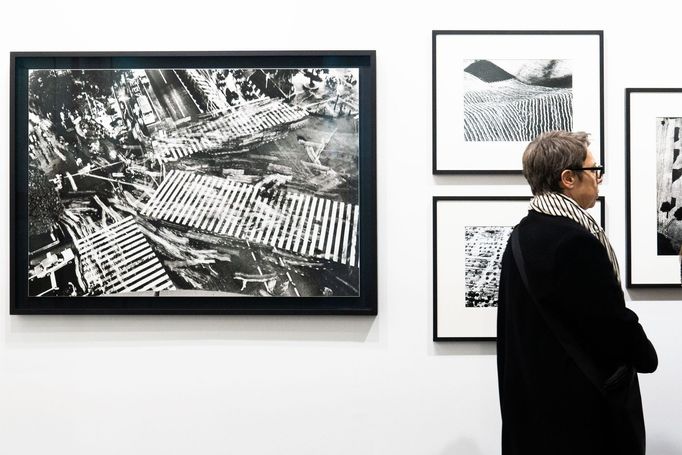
left=568, top=165, right=604, bottom=179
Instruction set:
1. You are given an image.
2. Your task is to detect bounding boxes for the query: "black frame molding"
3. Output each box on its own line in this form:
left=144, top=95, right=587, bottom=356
left=625, top=87, right=682, bottom=288
left=11, top=51, right=377, bottom=315
left=432, top=30, right=604, bottom=175
left=433, top=195, right=605, bottom=341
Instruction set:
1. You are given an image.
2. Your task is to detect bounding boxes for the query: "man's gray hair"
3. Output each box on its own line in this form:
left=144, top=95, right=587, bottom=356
left=522, top=131, right=590, bottom=195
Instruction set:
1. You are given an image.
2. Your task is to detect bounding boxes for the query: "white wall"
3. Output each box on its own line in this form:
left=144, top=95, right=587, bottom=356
left=1, top=1, right=681, bottom=454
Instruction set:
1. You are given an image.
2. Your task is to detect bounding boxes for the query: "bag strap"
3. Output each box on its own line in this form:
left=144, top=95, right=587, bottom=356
left=510, top=227, right=606, bottom=393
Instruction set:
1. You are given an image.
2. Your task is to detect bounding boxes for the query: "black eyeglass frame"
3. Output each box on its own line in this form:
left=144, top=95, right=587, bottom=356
left=568, top=165, right=605, bottom=179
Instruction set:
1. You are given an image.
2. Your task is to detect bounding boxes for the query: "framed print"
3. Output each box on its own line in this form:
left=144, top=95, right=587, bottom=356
left=433, top=196, right=605, bottom=341
left=626, top=88, right=682, bottom=287
left=11, top=51, right=377, bottom=314
left=432, top=30, right=604, bottom=174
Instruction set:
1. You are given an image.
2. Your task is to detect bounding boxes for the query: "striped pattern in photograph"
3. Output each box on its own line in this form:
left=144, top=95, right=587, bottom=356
left=464, top=80, right=572, bottom=142
left=143, top=170, right=359, bottom=267
left=153, top=98, right=307, bottom=161
left=74, top=216, right=175, bottom=294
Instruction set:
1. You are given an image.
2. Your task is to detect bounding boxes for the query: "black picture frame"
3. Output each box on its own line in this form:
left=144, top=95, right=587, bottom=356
left=625, top=88, right=682, bottom=288
left=432, top=30, right=604, bottom=174
left=11, top=51, right=377, bottom=315
left=433, top=196, right=605, bottom=341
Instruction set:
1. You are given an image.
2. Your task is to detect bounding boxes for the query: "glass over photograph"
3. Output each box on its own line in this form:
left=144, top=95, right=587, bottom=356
left=626, top=88, right=682, bottom=288
left=433, top=196, right=604, bottom=340
left=433, top=30, right=603, bottom=174
left=26, top=67, right=361, bottom=298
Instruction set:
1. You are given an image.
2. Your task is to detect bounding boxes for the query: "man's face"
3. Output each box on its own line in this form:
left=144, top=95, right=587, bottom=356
left=569, top=150, right=602, bottom=210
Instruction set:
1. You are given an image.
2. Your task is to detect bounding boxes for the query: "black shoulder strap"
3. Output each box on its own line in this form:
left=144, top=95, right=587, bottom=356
left=510, top=227, right=607, bottom=393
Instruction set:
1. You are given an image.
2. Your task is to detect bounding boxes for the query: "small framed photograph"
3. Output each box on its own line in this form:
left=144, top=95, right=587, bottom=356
left=432, top=30, right=604, bottom=174
left=626, top=88, right=682, bottom=287
left=11, top=51, right=377, bottom=314
left=433, top=196, right=605, bottom=341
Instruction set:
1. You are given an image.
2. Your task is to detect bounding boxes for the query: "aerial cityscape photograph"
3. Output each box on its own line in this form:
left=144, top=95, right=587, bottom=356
left=27, top=66, right=361, bottom=298
left=464, top=225, right=513, bottom=307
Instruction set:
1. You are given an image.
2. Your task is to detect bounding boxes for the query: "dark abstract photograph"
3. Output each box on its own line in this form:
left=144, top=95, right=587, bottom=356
left=656, top=117, right=682, bottom=255
left=463, top=59, right=573, bottom=142
left=26, top=67, right=361, bottom=298
left=464, top=226, right=513, bottom=307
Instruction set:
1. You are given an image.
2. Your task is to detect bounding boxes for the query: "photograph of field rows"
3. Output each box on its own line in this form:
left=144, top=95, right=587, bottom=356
left=463, top=59, right=573, bottom=142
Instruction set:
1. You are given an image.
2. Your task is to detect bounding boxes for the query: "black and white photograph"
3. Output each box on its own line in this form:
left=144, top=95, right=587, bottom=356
left=464, top=226, right=513, bottom=307
left=656, top=117, right=682, bottom=255
left=626, top=88, right=682, bottom=287
left=433, top=30, right=603, bottom=173
left=463, top=59, right=572, bottom=142
left=11, top=52, right=377, bottom=314
left=434, top=196, right=604, bottom=340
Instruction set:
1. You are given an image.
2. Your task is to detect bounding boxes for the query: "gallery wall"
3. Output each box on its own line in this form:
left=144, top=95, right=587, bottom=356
left=1, top=1, right=681, bottom=454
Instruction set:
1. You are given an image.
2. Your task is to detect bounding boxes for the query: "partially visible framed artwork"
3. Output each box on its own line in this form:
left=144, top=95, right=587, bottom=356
left=11, top=51, right=377, bottom=314
left=626, top=88, right=682, bottom=287
left=432, top=30, right=604, bottom=174
left=433, top=196, right=605, bottom=341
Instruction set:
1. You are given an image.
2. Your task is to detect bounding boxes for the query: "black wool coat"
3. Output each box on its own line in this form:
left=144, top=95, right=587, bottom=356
left=497, top=211, right=658, bottom=455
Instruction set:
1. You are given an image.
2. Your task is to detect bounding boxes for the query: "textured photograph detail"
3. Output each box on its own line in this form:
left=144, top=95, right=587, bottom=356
left=27, top=67, right=360, bottom=297
left=463, top=59, right=573, bottom=142
left=464, top=226, right=513, bottom=307
left=656, top=117, right=682, bottom=255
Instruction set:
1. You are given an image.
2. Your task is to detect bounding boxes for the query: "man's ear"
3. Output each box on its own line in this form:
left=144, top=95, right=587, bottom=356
left=559, top=169, right=576, bottom=190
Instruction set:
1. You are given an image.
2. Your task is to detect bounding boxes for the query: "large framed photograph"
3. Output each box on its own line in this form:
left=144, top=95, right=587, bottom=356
left=11, top=51, right=376, bottom=314
left=432, top=30, right=604, bottom=174
left=626, top=88, right=682, bottom=287
left=433, top=196, right=605, bottom=341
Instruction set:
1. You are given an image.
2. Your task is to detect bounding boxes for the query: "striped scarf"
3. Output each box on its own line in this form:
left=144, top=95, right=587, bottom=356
left=529, top=192, right=621, bottom=284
